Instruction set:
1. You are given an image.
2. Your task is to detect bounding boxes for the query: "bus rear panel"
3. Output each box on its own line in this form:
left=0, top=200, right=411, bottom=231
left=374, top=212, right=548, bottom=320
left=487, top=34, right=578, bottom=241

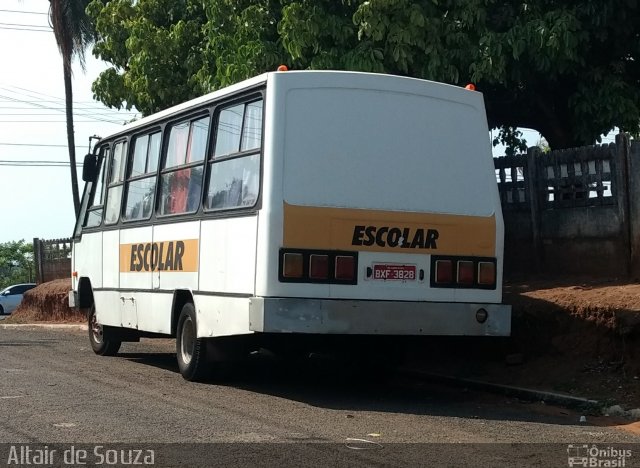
left=251, top=71, right=510, bottom=337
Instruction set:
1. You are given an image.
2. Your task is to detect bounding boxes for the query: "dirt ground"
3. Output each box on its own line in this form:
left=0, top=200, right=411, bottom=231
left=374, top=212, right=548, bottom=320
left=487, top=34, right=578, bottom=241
left=10, top=277, right=640, bottom=410
left=411, top=277, right=640, bottom=411
left=9, top=278, right=84, bottom=323
left=505, top=277, right=640, bottom=406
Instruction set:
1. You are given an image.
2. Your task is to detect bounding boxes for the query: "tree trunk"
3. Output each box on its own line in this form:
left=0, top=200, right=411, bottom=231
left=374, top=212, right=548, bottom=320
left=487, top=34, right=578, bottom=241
left=63, top=63, right=80, bottom=218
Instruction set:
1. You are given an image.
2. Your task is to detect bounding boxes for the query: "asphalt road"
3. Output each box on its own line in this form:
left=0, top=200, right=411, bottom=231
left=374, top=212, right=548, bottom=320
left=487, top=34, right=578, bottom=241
left=1, top=326, right=639, bottom=467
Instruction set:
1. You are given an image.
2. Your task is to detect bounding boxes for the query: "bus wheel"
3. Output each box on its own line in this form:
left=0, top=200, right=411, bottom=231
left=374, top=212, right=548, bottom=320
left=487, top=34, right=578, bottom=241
left=176, top=302, right=209, bottom=381
left=88, top=305, right=121, bottom=356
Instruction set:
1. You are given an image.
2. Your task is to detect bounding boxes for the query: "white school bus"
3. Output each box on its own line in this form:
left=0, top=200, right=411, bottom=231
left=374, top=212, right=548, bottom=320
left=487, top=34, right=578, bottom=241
left=70, top=70, right=511, bottom=381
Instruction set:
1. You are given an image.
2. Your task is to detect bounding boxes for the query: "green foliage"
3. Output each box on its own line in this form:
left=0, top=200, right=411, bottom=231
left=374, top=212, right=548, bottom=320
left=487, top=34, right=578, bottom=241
left=537, top=137, right=551, bottom=154
left=0, top=241, right=34, bottom=290
left=88, top=0, right=640, bottom=150
left=199, top=1, right=287, bottom=89
left=492, top=127, right=528, bottom=157
left=88, top=0, right=209, bottom=115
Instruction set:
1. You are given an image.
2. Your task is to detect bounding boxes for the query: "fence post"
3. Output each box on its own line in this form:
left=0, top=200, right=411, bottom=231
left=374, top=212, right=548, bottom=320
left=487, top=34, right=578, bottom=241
left=624, top=137, right=640, bottom=277
left=32, top=237, right=43, bottom=284
left=614, top=133, right=632, bottom=276
left=526, top=146, right=542, bottom=273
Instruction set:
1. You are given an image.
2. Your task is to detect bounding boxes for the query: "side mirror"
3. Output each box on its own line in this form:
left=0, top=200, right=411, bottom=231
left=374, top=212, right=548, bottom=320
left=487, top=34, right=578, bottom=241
left=82, top=153, right=98, bottom=182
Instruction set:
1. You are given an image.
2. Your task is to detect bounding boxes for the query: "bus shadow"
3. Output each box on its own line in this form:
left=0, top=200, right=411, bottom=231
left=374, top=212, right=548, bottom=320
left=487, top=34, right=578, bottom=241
left=224, top=357, right=593, bottom=426
left=119, top=350, right=603, bottom=427
left=120, top=352, right=180, bottom=373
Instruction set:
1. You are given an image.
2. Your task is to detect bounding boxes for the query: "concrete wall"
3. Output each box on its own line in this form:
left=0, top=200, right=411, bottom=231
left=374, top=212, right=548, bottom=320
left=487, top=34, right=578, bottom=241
left=496, top=135, right=637, bottom=278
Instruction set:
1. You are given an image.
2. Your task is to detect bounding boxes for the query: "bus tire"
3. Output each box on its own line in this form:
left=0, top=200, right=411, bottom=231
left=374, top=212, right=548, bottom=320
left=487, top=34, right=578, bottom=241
left=176, top=302, right=209, bottom=381
left=88, top=304, right=121, bottom=356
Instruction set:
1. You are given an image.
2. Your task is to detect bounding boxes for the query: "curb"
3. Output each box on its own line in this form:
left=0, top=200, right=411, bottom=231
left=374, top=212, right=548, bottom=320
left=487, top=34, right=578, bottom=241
left=0, top=323, right=87, bottom=330
left=401, top=368, right=601, bottom=411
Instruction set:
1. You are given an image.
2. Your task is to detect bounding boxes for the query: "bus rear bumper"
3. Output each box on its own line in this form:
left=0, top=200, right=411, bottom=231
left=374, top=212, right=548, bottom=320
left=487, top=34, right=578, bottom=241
left=248, top=298, right=511, bottom=336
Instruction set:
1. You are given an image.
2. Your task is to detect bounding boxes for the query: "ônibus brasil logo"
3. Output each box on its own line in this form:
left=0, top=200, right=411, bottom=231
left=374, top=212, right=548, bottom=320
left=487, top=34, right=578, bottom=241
left=567, top=444, right=632, bottom=467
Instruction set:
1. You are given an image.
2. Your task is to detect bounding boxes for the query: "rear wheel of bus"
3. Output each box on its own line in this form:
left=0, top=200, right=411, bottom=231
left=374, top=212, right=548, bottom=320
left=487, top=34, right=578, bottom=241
left=88, top=305, right=122, bottom=356
left=176, top=302, right=210, bottom=381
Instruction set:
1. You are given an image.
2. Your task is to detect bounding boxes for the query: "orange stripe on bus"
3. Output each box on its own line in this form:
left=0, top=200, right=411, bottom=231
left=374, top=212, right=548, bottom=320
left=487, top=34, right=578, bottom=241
left=283, top=203, right=496, bottom=257
left=119, top=239, right=199, bottom=273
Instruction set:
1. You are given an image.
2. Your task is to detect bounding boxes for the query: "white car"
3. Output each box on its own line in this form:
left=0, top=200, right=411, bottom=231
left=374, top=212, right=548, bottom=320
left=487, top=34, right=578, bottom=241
left=0, top=283, right=36, bottom=315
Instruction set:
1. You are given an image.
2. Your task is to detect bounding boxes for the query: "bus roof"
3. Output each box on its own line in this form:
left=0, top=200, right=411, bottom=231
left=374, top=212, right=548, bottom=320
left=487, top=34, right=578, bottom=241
left=97, top=72, right=270, bottom=142
left=96, top=70, right=480, bottom=142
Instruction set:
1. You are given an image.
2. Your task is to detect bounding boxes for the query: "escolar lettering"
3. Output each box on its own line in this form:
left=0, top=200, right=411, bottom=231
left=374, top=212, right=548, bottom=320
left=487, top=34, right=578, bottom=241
left=351, top=225, right=439, bottom=249
left=129, top=241, right=185, bottom=272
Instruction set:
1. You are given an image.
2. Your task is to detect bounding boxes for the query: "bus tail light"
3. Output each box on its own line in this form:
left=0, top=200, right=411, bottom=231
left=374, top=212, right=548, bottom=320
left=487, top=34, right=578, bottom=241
left=282, top=252, right=304, bottom=278
left=478, top=261, right=496, bottom=286
left=335, top=256, right=355, bottom=281
left=457, top=261, right=474, bottom=285
left=435, top=260, right=453, bottom=284
left=279, top=249, right=358, bottom=284
left=431, top=256, right=497, bottom=290
left=309, top=254, right=329, bottom=280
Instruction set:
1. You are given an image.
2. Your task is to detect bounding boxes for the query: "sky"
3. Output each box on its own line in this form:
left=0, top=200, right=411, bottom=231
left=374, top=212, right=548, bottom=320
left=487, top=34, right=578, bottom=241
left=0, top=2, right=617, bottom=244
left=0, top=1, right=138, bottom=243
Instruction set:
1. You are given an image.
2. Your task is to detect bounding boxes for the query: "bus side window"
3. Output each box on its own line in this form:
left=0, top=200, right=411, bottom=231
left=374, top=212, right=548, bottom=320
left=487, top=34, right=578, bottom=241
left=206, top=99, right=262, bottom=211
left=84, top=147, right=108, bottom=229
left=104, top=141, right=128, bottom=225
left=123, top=131, right=161, bottom=221
left=158, top=116, right=209, bottom=216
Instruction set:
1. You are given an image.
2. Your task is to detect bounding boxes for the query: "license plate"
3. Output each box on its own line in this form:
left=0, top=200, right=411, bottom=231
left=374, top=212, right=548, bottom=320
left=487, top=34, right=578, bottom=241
left=372, top=264, right=416, bottom=281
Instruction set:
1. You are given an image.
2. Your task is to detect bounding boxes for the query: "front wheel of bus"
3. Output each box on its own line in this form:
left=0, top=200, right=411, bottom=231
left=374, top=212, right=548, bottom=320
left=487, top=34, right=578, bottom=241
left=88, top=305, right=121, bottom=356
left=176, top=303, right=209, bottom=382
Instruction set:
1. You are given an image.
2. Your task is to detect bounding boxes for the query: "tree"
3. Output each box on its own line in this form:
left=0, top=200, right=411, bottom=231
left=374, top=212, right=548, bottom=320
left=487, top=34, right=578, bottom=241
left=49, top=0, right=95, bottom=218
left=87, top=0, right=640, bottom=150
left=0, top=241, right=34, bottom=289
left=87, top=0, right=209, bottom=116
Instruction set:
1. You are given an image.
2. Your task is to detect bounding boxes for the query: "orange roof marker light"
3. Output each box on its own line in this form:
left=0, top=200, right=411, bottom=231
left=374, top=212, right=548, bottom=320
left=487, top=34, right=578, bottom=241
left=277, top=65, right=288, bottom=72
left=465, top=83, right=476, bottom=91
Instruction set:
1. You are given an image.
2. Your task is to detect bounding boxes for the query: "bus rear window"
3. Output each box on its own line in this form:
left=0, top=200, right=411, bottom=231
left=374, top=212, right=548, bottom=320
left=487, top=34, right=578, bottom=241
left=205, top=99, right=263, bottom=211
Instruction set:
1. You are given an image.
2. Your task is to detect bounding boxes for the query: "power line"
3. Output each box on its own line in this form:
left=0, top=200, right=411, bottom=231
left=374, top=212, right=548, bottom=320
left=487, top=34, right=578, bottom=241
left=0, top=109, right=137, bottom=118
left=0, top=88, right=138, bottom=120
left=0, top=160, right=83, bottom=167
left=0, top=85, right=139, bottom=114
left=0, top=142, right=68, bottom=147
left=0, top=160, right=70, bottom=164
left=0, top=94, right=126, bottom=124
left=0, top=113, right=132, bottom=118
left=0, top=105, right=137, bottom=115
left=0, top=163, right=81, bottom=167
left=3, top=85, right=116, bottom=108
left=0, top=142, right=100, bottom=149
left=2, top=85, right=138, bottom=114
left=0, top=113, right=102, bottom=116
left=0, top=22, right=50, bottom=29
left=0, top=9, right=49, bottom=16
left=0, top=99, right=133, bottom=109
left=0, top=26, right=51, bottom=32
left=0, top=120, right=123, bottom=123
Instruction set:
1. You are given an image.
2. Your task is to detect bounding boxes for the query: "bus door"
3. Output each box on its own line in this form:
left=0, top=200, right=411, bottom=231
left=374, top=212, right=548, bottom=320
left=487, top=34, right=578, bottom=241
left=117, top=130, right=163, bottom=329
